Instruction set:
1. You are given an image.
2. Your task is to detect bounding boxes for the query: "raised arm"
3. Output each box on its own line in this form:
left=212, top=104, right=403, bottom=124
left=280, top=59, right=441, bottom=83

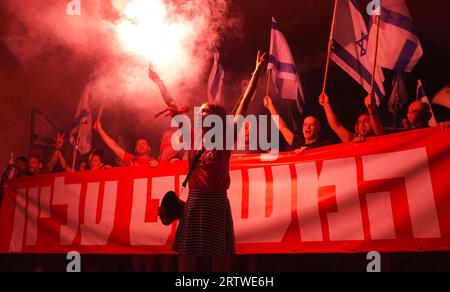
left=319, top=93, right=353, bottom=143
left=148, top=66, right=178, bottom=110
left=45, top=150, right=60, bottom=172
left=234, top=51, right=267, bottom=118
left=45, top=132, right=65, bottom=172
left=263, top=96, right=295, bottom=146
left=365, top=94, right=385, bottom=136
left=94, top=118, right=126, bottom=160
left=57, top=151, right=71, bottom=172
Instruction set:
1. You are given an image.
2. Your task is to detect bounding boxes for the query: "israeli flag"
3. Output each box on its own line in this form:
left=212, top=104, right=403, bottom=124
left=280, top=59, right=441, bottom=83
left=268, top=18, right=304, bottom=113
left=70, top=82, right=92, bottom=155
left=330, top=0, right=386, bottom=104
left=369, top=0, right=423, bottom=72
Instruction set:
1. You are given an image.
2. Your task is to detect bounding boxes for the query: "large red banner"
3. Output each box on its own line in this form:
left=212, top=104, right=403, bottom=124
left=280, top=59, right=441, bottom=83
left=1, top=128, right=449, bottom=254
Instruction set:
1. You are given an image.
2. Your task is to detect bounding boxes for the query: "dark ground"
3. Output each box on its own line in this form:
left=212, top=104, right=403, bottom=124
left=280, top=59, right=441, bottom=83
left=1, top=253, right=449, bottom=272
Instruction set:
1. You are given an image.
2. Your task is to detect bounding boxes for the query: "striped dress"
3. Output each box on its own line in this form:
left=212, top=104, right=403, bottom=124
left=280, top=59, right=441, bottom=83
left=173, top=150, right=235, bottom=256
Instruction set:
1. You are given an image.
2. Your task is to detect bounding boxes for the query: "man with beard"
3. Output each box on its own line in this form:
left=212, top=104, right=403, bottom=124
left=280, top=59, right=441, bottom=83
left=319, top=93, right=385, bottom=143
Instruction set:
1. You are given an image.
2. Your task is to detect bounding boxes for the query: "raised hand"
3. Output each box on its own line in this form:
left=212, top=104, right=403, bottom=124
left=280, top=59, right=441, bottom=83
left=255, top=50, right=268, bottom=72
left=365, top=94, right=376, bottom=114
left=263, top=96, right=274, bottom=110
left=319, top=93, right=329, bottom=107
left=55, top=132, right=65, bottom=149
left=148, top=63, right=161, bottom=81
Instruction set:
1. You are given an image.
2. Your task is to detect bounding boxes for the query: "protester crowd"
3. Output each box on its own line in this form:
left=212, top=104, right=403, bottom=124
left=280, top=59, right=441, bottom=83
left=1, top=56, right=449, bottom=272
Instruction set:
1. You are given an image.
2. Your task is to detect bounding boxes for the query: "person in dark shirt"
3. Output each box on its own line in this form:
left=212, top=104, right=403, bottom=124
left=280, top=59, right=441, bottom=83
left=263, top=95, right=328, bottom=151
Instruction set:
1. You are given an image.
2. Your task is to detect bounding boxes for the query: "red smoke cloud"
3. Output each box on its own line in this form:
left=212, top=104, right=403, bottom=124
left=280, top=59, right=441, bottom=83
left=2, top=0, right=241, bottom=111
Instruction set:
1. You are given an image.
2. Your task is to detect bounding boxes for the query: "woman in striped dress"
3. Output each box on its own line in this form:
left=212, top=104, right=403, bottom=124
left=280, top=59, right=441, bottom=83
left=173, top=51, right=267, bottom=272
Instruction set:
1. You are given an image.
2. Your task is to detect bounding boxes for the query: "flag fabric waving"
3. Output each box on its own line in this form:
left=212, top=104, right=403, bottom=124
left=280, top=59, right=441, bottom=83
left=330, top=0, right=386, bottom=104
left=268, top=17, right=305, bottom=113
left=69, top=83, right=92, bottom=155
left=369, top=0, right=423, bottom=72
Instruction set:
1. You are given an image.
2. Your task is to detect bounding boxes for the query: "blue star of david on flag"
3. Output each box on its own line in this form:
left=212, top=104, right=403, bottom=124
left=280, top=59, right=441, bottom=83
left=355, top=31, right=369, bottom=57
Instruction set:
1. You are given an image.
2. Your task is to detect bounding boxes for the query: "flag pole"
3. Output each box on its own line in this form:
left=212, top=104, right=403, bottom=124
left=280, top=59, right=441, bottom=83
left=266, top=16, right=275, bottom=98
left=71, top=126, right=82, bottom=172
left=416, top=81, right=421, bottom=101
left=321, top=0, right=338, bottom=95
left=391, top=73, right=400, bottom=131
left=370, top=14, right=382, bottom=97
left=98, top=98, right=105, bottom=121
left=266, top=69, right=272, bottom=97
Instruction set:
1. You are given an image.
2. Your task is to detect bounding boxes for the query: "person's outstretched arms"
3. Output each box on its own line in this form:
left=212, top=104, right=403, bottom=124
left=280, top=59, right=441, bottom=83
left=365, top=94, right=385, bottom=136
left=94, top=118, right=126, bottom=160
left=319, top=93, right=352, bottom=143
left=263, top=95, right=295, bottom=146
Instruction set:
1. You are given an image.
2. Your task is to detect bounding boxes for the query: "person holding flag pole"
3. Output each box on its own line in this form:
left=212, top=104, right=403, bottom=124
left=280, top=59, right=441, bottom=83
left=266, top=17, right=305, bottom=113
left=263, top=18, right=326, bottom=151
left=321, top=0, right=338, bottom=96
left=319, top=0, right=385, bottom=143
left=369, top=4, right=382, bottom=103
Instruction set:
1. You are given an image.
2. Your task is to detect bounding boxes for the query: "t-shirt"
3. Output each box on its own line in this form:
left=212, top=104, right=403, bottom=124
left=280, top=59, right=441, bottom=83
left=123, top=153, right=157, bottom=167
left=291, top=135, right=330, bottom=150
left=188, top=150, right=232, bottom=192
left=159, top=130, right=183, bottom=163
